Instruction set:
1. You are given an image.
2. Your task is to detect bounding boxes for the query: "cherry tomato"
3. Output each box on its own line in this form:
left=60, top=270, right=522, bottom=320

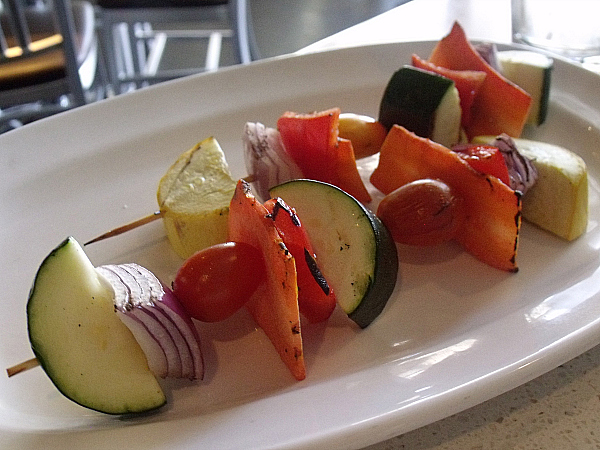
left=377, top=179, right=464, bottom=246
left=264, top=198, right=336, bottom=323
left=172, top=242, right=266, bottom=322
left=338, top=113, right=387, bottom=159
left=452, top=144, right=511, bottom=186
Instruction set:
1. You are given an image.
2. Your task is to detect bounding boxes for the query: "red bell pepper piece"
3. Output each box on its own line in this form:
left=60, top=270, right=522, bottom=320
left=264, top=197, right=337, bottom=323
left=277, top=108, right=372, bottom=203
left=452, top=144, right=511, bottom=186
left=428, top=22, right=531, bottom=139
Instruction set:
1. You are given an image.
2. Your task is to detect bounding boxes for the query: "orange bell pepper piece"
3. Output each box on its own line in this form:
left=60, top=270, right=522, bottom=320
left=371, top=125, right=521, bottom=272
left=228, top=180, right=305, bottom=380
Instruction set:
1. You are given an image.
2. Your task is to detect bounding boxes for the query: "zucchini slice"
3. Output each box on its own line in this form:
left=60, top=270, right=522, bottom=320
left=27, top=237, right=166, bottom=414
left=378, top=65, right=462, bottom=148
left=270, top=179, right=399, bottom=328
left=497, top=50, right=553, bottom=126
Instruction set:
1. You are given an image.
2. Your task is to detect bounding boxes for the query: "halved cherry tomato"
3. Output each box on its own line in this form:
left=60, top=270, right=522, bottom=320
left=452, top=144, right=511, bottom=186
left=172, top=242, right=266, bottom=322
left=264, top=197, right=337, bottom=323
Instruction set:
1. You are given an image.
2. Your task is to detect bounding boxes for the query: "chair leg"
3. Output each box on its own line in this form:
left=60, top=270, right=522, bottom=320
left=97, top=8, right=123, bottom=95
left=230, top=0, right=258, bottom=63
left=91, top=36, right=113, bottom=98
left=143, top=30, right=167, bottom=76
left=114, top=22, right=138, bottom=92
left=205, top=31, right=223, bottom=71
left=53, top=0, right=87, bottom=106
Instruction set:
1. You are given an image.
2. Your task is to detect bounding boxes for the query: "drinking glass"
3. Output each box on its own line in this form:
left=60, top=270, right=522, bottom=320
left=512, top=0, right=600, bottom=61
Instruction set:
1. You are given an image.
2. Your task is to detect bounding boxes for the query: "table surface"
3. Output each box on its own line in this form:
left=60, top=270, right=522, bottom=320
left=299, top=1, right=600, bottom=449
left=297, top=0, right=513, bottom=55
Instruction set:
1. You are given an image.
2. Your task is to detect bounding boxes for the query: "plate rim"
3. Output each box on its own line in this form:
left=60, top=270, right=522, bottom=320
left=1, top=40, right=600, bottom=450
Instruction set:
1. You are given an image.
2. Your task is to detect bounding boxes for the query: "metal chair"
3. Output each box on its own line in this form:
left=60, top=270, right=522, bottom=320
left=96, top=0, right=258, bottom=94
left=0, top=0, right=102, bottom=130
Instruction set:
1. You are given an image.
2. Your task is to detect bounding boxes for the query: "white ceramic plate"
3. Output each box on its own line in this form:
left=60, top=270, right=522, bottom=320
left=1, top=42, right=599, bottom=449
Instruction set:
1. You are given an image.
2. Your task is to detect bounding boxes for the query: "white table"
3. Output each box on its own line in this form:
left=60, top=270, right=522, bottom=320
left=298, top=0, right=512, bottom=55
left=299, top=1, right=600, bottom=448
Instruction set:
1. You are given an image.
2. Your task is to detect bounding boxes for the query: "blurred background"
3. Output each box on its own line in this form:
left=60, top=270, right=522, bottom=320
left=238, top=0, right=406, bottom=58
left=0, top=0, right=408, bottom=132
left=157, top=0, right=407, bottom=77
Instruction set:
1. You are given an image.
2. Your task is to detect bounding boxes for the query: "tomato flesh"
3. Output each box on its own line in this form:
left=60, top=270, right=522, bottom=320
left=172, top=242, right=266, bottom=322
left=453, top=144, right=511, bottom=186
left=264, top=198, right=337, bottom=323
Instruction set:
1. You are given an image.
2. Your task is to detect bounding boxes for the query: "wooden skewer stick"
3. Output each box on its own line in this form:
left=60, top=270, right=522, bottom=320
left=83, top=176, right=255, bottom=247
left=84, top=210, right=164, bottom=246
left=6, top=357, right=39, bottom=377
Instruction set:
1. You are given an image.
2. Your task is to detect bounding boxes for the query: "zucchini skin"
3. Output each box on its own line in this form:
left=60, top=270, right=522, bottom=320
left=348, top=210, right=399, bottom=329
left=497, top=50, right=553, bottom=126
left=27, top=237, right=72, bottom=367
left=378, top=65, right=455, bottom=135
left=538, top=65, right=552, bottom=125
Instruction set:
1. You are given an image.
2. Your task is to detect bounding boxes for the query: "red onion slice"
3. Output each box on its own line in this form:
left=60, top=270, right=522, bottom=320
left=134, top=264, right=204, bottom=381
left=99, top=264, right=184, bottom=379
left=96, top=263, right=203, bottom=380
left=492, top=133, right=538, bottom=194
left=96, top=266, right=170, bottom=378
left=243, top=122, right=303, bottom=200
left=121, top=264, right=195, bottom=380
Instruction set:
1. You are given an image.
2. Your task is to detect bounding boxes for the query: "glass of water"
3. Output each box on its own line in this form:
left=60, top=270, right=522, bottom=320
left=512, top=0, right=600, bottom=61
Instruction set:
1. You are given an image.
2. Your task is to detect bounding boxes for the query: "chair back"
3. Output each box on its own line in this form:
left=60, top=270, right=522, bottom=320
left=0, top=0, right=86, bottom=109
left=97, top=0, right=257, bottom=93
